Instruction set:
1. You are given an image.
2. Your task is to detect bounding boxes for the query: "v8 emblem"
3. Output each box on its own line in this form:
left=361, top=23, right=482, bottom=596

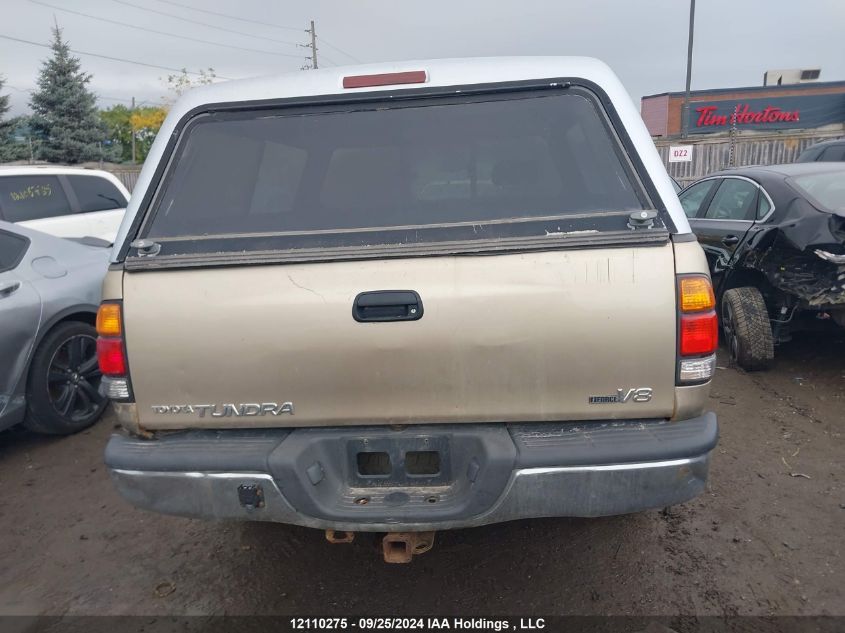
left=617, top=388, right=653, bottom=403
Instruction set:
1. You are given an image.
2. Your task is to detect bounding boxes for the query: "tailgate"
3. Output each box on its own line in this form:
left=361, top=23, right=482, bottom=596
left=116, top=81, right=682, bottom=429
left=123, top=243, right=677, bottom=429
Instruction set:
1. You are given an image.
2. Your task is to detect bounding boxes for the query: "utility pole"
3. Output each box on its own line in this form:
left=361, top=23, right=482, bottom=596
left=681, top=0, right=696, bottom=139
left=130, top=96, right=136, bottom=164
left=307, top=20, right=318, bottom=69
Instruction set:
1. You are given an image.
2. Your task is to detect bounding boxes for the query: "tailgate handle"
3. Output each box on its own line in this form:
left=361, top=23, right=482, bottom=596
left=353, top=290, right=423, bottom=322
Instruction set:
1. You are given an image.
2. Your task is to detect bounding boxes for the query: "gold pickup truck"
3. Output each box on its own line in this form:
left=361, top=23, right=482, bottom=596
left=98, top=58, right=719, bottom=562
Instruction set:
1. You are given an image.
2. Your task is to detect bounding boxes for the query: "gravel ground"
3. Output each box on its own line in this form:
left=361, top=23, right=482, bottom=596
left=0, top=334, right=842, bottom=620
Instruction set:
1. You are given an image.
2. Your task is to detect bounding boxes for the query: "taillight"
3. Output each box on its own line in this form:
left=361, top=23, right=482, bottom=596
left=677, top=274, right=717, bottom=384
left=680, top=312, right=718, bottom=355
left=96, top=301, right=132, bottom=400
left=96, top=338, right=126, bottom=375
left=678, top=277, right=716, bottom=312
left=96, top=302, right=122, bottom=337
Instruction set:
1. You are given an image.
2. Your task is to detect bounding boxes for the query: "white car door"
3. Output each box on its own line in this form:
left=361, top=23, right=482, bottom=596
left=61, top=173, right=128, bottom=242
left=0, top=173, right=80, bottom=235
left=0, top=173, right=129, bottom=243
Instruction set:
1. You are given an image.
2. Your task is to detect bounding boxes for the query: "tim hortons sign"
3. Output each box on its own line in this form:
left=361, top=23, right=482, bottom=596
left=685, top=93, right=845, bottom=134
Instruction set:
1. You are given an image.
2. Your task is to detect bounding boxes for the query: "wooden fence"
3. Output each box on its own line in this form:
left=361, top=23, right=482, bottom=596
left=654, top=128, right=844, bottom=187
left=106, top=129, right=844, bottom=194
left=108, top=168, right=142, bottom=192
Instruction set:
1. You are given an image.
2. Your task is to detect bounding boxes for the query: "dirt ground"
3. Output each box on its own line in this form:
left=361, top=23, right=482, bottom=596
left=0, top=333, right=842, bottom=620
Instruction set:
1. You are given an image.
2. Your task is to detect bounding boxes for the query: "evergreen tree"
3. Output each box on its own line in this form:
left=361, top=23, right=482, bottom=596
left=0, top=76, right=28, bottom=162
left=0, top=75, right=11, bottom=157
left=29, top=25, right=107, bottom=164
left=0, top=76, right=10, bottom=121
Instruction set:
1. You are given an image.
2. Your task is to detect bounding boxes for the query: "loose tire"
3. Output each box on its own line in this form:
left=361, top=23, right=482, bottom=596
left=24, top=321, right=108, bottom=435
left=721, top=287, right=774, bottom=371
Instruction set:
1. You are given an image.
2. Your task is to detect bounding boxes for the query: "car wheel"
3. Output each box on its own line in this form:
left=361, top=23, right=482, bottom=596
left=721, top=287, right=774, bottom=371
left=24, top=321, right=108, bottom=435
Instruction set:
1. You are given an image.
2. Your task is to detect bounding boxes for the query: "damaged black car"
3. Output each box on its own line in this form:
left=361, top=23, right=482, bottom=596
left=680, top=163, right=845, bottom=370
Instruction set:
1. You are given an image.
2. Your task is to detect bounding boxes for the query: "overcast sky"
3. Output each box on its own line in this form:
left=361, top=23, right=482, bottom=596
left=2, top=0, right=844, bottom=117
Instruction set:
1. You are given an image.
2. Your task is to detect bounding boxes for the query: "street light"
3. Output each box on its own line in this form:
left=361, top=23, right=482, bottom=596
left=681, top=0, right=696, bottom=139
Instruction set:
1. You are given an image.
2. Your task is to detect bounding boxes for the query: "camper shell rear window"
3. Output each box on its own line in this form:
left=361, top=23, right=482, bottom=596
left=133, top=85, right=663, bottom=264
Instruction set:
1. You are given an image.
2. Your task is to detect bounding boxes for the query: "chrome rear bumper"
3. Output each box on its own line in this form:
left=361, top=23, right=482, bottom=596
left=109, top=454, right=709, bottom=531
left=106, top=416, right=716, bottom=531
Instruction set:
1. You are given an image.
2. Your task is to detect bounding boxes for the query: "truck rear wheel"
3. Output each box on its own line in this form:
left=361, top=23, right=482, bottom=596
left=721, top=287, right=774, bottom=371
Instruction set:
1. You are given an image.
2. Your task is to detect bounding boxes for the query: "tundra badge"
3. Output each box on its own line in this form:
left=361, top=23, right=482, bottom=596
left=151, top=402, right=294, bottom=417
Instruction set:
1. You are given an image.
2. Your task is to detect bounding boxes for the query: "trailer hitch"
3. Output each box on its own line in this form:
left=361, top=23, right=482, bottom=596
left=382, top=531, right=436, bottom=563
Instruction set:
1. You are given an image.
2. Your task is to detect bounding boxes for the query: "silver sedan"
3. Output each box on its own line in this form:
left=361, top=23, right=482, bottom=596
left=0, top=221, right=110, bottom=434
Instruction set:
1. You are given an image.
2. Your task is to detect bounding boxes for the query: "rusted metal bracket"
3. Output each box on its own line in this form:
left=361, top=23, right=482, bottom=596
left=382, top=531, right=436, bottom=563
left=325, top=529, right=355, bottom=544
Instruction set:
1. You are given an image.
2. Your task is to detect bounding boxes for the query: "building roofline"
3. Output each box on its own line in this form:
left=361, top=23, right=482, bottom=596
left=642, top=79, right=845, bottom=101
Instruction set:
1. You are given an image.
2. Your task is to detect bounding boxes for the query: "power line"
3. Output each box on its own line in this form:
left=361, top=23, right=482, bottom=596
left=108, top=0, right=302, bottom=47
left=319, top=52, right=339, bottom=67
left=97, top=94, right=155, bottom=106
left=151, top=0, right=303, bottom=33
left=0, top=33, right=233, bottom=79
left=317, top=37, right=360, bottom=63
left=6, top=83, right=147, bottom=106
left=29, top=0, right=304, bottom=59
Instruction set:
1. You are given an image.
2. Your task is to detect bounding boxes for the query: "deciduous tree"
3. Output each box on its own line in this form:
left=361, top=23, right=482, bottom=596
left=162, top=68, right=216, bottom=105
left=101, top=103, right=167, bottom=163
